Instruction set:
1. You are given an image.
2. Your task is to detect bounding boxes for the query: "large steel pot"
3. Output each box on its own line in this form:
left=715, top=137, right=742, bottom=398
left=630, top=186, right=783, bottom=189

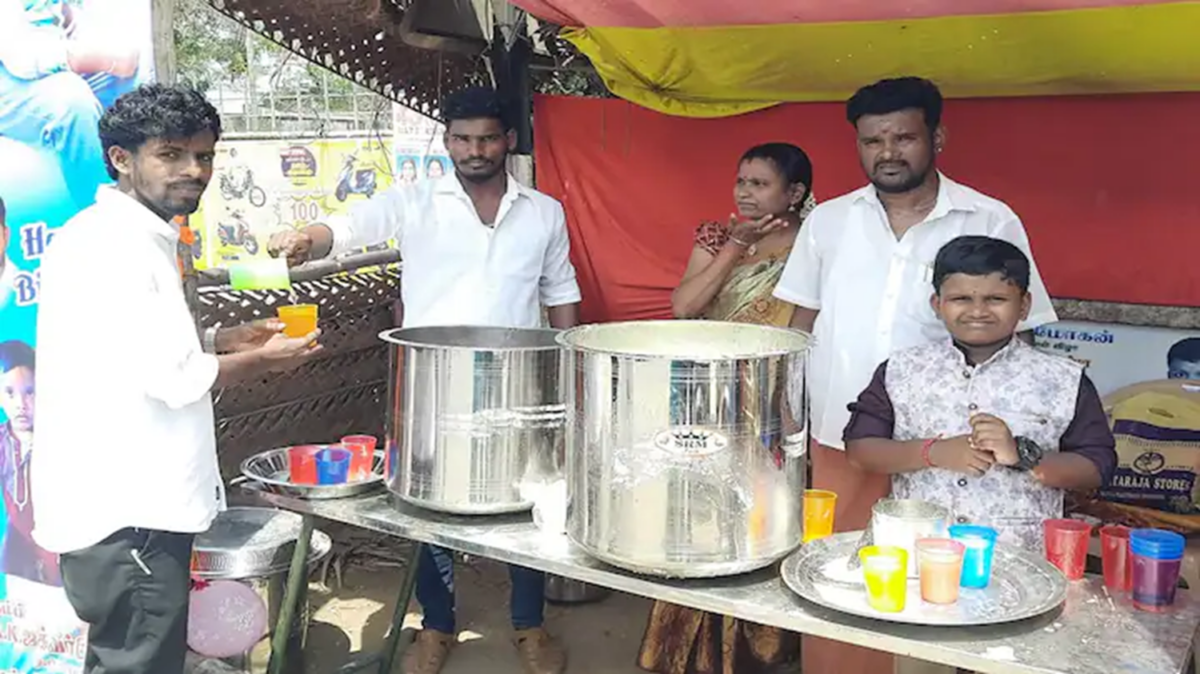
left=558, top=320, right=811, bottom=578
left=383, top=326, right=565, bottom=514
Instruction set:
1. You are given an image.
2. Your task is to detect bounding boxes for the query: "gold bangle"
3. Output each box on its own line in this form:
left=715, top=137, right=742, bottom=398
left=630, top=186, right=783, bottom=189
left=729, top=235, right=751, bottom=248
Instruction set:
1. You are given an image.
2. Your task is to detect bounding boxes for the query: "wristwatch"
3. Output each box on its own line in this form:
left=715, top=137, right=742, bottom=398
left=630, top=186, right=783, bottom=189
left=1013, top=436, right=1045, bottom=471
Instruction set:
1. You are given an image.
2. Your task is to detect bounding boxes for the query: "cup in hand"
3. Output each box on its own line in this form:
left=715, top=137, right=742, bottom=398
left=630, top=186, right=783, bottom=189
left=277, top=304, right=318, bottom=338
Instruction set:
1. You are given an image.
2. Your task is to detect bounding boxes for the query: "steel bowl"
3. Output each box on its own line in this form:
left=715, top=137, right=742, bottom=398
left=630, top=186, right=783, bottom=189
left=239, top=446, right=386, bottom=500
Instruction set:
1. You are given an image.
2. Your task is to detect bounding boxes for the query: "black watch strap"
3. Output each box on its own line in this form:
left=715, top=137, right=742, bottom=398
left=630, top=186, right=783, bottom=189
left=1014, top=436, right=1045, bottom=471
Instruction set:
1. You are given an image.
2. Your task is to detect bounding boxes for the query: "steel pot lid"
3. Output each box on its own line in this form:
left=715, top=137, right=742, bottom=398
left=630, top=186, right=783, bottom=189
left=192, top=507, right=306, bottom=579
left=556, top=320, right=811, bottom=360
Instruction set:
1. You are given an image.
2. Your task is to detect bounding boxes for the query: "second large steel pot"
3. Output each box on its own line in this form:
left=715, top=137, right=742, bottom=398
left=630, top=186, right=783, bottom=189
left=558, top=320, right=811, bottom=578
left=384, top=326, right=565, bottom=514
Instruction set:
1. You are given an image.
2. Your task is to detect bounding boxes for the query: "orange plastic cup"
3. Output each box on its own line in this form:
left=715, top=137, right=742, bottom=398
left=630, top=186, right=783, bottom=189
left=803, top=490, right=837, bottom=543
left=277, top=304, right=318, bottom=338
left=917, top=539, right=966, bottom=605
left=288, top=445, right=321, bottom=485
left=341, top=434, right=378, bottom=481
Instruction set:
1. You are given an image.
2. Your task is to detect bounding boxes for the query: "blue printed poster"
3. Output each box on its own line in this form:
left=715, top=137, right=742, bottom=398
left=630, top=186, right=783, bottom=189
left=0, top=0, right=155, bottom=670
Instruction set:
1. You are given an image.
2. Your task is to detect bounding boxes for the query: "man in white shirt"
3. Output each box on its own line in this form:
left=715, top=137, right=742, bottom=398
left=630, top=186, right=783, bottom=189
left=268, top=86, right=580, bottom=674
left=32, top=84, right=321, bottom=674
left=773, top=77, right=1057, bottom=674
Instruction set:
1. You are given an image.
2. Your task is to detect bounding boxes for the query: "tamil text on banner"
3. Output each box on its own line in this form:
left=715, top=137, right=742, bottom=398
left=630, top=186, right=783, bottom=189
left=0, top=0, right=156, bottom=670
left=190, top=136, right=395, bottom=269
left=1034, top=322, right=1200, bottom=397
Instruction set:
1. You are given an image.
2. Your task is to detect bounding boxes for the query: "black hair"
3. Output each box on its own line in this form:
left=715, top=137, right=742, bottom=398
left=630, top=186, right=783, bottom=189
left=0, top=194, right=6, bottom=222
left=740, top=143, right=814, bottom=197
left=442, top=86, right=512, bottom=131
left=0, top=340, right=34, bottom=374
left=1168, top=338, right=1200, bottom=365
left=846, top=77, right=943, bottom=133
left=99, top=84, right=222, bottom=179
left=933, top=235, right=1030, bottom=294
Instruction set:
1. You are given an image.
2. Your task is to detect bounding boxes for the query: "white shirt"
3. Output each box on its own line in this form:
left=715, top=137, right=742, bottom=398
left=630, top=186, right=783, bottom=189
left=328, top=173, right=581, bottom=328
left=32, top=187, right=224, bottom=554
left=773, top=174, right=1057, bottom=450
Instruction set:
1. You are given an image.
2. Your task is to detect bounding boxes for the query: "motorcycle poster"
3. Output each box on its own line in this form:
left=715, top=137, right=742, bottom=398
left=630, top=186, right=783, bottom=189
left=190, top=137, right=396, bottom=270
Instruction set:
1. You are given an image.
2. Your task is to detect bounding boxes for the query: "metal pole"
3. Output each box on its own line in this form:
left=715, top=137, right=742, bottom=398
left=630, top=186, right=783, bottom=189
left=267, top=514, right=315, bottom=674
left=378, top=542, right=425, bottom=674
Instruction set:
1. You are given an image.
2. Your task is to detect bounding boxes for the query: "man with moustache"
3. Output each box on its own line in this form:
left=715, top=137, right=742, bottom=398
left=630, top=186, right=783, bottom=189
left=32, top=84, right=321, bottom=674
left=773, top=77, right=1057, bottom=673
left=268, top=86, right=579, bottom=674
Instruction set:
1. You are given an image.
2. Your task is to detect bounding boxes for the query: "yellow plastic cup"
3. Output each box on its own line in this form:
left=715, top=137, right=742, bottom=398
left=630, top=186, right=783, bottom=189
left=860, top=546, right=909, bottom=613
left=277, top=303, right=318, bottom=338
left=803, top=489, right=837, bottom=543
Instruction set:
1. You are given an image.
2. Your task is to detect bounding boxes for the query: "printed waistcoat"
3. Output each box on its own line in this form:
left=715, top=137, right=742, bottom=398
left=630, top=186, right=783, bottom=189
left=885, top=339, right=1081, bottom=551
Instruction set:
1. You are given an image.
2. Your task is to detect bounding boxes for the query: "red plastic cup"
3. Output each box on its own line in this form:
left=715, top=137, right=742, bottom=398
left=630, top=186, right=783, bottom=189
left=288, top=445, right=321, bottom=485
left=1101, top=525, right=1133, bottom=592
left=1045, top=519, right=1093, bottom=580
left=341, top=435, right=378, bottom=481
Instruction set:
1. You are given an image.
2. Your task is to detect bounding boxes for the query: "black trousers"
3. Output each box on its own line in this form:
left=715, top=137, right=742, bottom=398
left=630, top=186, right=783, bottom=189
left=59, top=528, right=194, bottom=674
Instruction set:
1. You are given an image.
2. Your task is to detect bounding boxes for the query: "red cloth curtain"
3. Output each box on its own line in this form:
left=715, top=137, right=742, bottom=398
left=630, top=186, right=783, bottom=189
left=533, top=93, right=1200, bottom=323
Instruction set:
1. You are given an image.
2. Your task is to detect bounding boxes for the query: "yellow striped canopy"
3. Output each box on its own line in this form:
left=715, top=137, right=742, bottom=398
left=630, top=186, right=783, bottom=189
left=514, top=0, right=1200, bottom=117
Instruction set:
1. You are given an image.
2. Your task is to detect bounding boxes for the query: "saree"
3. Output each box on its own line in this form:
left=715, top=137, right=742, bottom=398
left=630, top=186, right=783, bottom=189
left=637, top=220, right=800, bottom=674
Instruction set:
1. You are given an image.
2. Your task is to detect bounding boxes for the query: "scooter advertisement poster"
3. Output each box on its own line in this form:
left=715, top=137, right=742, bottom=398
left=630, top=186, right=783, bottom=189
left=189, top=137, right=395, bottom=270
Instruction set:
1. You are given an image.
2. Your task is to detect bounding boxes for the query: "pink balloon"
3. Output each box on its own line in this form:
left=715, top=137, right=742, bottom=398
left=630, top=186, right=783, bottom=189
left=187, top=580, right=268, bottom=658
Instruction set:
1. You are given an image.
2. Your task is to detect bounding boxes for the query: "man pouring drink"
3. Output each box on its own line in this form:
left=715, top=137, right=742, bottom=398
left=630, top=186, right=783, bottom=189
left=269, top=86, right=579, bottom=674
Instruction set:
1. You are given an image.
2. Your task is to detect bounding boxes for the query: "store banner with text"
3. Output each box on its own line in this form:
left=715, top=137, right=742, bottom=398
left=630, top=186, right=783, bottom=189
left=0, top=0, right=155, bottom=670
left=1034, top=321, right=1200, bottom=398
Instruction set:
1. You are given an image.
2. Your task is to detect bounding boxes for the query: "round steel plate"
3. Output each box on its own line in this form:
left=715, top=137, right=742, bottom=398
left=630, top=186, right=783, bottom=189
left=239, top=446, right=386, bottom=500
left=780, top=532, right=1067, bottom=626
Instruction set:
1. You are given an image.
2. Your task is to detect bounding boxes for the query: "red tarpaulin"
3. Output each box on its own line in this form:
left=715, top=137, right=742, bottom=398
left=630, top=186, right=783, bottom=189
left=533, top=93, right=1200, bottom=323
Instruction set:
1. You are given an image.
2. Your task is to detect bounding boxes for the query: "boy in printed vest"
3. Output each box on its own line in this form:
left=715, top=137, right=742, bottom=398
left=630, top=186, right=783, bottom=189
left=844, top=235, right=1117, bottom=550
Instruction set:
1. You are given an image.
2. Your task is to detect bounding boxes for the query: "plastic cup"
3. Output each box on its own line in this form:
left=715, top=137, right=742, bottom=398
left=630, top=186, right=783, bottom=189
left=803, top=490, right=837, bottom=543
left=341, top=434, right=378, bottom=481
left=287, top=445, right=321, bottom=485
left=1130, top=529, right=1185, bottom=612
left=1100, top=525, right=1133, bottom=593
left=917, top=539, right=965, bottom=605
left=1044, top=519, right=1093, bottom=580
left=949, top=524, right=999, bottom=589
left=277, top=304, right=318, bottom=338
left=315, top=447, right=351, bottom=485
left=859, top=546, right=908, bottom=613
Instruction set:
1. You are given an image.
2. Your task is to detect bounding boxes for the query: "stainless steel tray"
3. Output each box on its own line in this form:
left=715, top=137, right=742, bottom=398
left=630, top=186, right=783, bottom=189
left=780, top=532, right=1067, bottom=626
left=193, top=507, right=333, bottom=580
left=238, top=446, right=386, bottom=500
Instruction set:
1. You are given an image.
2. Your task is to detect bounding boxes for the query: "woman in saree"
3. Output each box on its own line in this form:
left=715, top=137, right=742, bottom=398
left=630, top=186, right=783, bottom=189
left=638, top=142, right=815, bottom=674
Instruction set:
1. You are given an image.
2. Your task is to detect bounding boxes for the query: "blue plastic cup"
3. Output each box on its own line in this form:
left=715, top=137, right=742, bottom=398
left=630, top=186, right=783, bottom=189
left=949, top=524, right=999, bottom=588
left=316, top=447, right=351, bottom=485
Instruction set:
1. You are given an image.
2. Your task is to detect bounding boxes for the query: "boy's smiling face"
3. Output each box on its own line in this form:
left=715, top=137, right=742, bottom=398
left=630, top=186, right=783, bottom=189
left=932, top=272, right=1031, bottom=348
